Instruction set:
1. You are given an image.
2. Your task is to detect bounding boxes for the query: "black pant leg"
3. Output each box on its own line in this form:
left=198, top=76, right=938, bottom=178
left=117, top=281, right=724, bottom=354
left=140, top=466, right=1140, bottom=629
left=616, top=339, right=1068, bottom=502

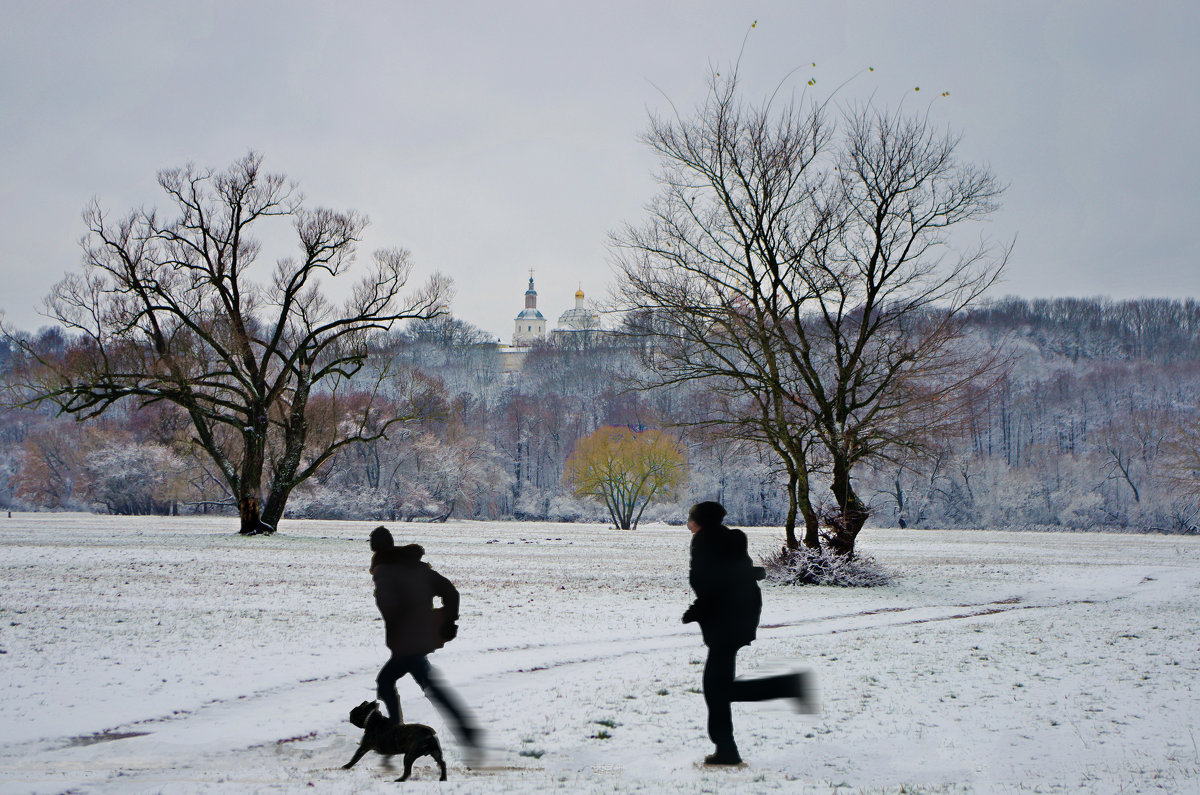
left=376, top=654, right=415, bottom=724
left=729, top=672, right=797, bottom=703
left=702, top=644, right=739, bottom=750
left=411, top=656, right=477, bottom=745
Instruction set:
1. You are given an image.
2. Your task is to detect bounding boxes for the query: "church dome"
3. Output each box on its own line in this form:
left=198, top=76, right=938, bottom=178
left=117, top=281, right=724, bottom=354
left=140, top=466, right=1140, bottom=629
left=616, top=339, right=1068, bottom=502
left=557, top=286, right=600, bottom=331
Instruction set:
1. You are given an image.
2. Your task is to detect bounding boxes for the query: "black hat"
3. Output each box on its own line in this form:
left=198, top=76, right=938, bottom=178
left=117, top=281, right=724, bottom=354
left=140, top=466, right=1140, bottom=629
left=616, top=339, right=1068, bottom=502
left=369, top=526, right=394, bottom=552
left=688, top=501, right=727, bottom=528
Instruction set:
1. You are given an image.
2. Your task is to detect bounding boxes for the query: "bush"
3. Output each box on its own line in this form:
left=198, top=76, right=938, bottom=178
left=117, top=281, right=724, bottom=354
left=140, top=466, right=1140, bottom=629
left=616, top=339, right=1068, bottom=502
left=762, top=545, right=892, bottom=587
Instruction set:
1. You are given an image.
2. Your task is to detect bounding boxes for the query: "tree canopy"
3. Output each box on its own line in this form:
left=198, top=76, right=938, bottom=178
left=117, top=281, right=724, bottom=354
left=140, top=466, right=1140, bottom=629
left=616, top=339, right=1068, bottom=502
left=564, top=426, right=687, bottom=530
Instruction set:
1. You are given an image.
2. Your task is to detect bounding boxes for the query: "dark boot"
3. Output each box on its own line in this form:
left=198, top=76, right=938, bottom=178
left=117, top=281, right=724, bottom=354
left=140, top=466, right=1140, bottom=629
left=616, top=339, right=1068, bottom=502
left=790, top=670, right=819, bottom=714
left=704, top=745, right=742, bottom=765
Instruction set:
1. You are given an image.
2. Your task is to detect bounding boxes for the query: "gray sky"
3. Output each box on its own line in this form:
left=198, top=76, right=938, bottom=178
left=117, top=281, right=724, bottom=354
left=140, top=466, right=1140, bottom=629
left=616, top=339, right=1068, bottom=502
left=2, top=0, right=1196, bottom=342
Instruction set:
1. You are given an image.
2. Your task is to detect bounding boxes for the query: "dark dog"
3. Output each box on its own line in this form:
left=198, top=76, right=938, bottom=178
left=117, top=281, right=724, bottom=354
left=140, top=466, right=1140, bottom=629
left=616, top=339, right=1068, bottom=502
left=342, top=700, right=447, bottom=781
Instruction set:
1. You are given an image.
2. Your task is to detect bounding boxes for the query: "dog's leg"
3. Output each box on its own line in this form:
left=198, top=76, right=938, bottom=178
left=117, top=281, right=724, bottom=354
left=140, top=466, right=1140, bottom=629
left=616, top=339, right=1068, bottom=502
left=396, top=751, right=417, bottom=782
left=409, top=737, right=448, bottom=781
left=342, top=744, right=370, bottom=770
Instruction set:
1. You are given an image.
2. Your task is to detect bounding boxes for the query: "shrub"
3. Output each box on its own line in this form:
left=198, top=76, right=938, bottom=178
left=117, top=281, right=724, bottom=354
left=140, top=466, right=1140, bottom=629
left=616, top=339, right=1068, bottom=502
left=763, top=545, right=892, bottom=587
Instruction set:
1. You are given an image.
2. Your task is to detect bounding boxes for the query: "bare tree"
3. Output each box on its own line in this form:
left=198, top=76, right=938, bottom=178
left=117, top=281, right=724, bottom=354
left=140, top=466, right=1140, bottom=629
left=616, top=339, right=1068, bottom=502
left=4, top=153, right=448, bottom=533
left=614, top=68, right=1007, bottom=555
left=613, top=69, right=834, bottom=549
left=802, top=104, right=1008, bottom=553
left=1161, top=413, right=1200, bottom=504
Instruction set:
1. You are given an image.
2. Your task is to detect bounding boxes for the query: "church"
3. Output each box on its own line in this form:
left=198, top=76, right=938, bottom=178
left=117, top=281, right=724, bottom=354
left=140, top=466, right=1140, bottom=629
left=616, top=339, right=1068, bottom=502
left=512, top=273, right=602, bottom=345
left=501, top=273, right=606, bottom=372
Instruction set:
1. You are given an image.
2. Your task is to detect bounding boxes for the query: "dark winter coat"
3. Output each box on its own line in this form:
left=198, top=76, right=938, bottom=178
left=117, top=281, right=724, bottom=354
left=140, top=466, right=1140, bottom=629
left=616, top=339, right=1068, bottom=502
left=371, top=547, right=460, bottom=656
left=684, top=524, right=765, bottom=649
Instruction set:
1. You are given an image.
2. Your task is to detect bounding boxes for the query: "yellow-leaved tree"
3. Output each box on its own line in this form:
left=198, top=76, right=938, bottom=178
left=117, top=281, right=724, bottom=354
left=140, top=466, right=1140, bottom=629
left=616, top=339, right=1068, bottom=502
left=564, top=426, right=687, bottom=530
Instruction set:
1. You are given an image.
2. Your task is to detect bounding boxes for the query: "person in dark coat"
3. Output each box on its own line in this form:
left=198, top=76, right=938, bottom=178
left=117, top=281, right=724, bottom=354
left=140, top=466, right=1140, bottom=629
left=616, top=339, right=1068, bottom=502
left=369, top=526, right=480, bottom=757
left=682, top=501, right=813, bottom=765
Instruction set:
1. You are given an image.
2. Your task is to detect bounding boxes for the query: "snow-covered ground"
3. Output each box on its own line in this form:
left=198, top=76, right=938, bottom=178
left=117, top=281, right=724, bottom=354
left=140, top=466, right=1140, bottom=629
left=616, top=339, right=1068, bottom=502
left=2, top=513, right=1198, bottom=793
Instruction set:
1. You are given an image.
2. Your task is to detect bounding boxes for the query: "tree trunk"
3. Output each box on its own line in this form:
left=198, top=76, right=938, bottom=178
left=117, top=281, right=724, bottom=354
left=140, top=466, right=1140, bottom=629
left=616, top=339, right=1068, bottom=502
left=616, top=494, right=633, bottom=530
left=783, top=473, right=799, bottom=550
left=259, top=401, right=312, bottom=531
left=513, top=437, right=523, bottom=506
left=433, top=499, right=455, bottom=522
left=617, top=512, right=632, bottom=531
left=798, top=487, right=820, bottom=549
left=238, top=427, right=272, bottom=535
left=238, top=495, right=270, bottom=535
left=260, top=489, right=288, bottom=531
left=827, top=460, right=869, bottom=556
left=782, top=457, right=820, bottom=549
left=631, top=494, right=653, bottom=530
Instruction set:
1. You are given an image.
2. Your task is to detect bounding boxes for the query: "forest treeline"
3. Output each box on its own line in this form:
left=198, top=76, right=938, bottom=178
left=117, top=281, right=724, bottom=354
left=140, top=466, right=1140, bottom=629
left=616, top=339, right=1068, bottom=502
left=2, top=295, right=1198, bottom=532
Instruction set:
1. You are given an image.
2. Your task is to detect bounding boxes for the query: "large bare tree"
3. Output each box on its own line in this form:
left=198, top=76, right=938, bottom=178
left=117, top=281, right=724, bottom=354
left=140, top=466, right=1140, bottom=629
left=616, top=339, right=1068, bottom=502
left=614, top=69, right=1007, bottom=555
left=795, top=101, right=1009, bottom=554
left=613, top=70, right=835, bottom=550
left=5, top=153, right=448, bottom=533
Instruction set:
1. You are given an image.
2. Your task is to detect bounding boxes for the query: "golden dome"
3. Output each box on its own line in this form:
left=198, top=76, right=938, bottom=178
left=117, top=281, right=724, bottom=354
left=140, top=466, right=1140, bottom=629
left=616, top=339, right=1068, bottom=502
left=575, top=288, right=585, bottom=299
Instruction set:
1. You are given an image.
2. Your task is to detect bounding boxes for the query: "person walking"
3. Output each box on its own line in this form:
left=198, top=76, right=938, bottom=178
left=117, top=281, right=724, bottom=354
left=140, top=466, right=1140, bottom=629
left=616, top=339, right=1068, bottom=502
left=681, top=501, right=814, bottom=765
left=368, top=526, right=481, bottom=760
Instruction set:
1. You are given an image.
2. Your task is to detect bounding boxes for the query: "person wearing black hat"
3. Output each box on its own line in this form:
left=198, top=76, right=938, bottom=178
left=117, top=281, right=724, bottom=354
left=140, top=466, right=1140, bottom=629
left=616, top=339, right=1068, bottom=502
left=368, top=526, right=481, bottom=758
left=682, top=502, right=814, bottom=765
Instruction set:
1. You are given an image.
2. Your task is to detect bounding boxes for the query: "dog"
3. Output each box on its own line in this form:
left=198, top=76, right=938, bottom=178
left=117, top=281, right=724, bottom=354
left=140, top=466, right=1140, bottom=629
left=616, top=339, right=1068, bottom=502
left=342, top=700, right=447, bottom=782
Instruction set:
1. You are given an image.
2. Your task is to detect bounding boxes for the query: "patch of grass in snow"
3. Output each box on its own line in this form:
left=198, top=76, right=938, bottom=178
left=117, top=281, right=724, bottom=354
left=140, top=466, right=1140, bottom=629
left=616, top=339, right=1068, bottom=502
left=591, top=729, right=612, bottom=740
left=519, top=748, right=546, bottom=759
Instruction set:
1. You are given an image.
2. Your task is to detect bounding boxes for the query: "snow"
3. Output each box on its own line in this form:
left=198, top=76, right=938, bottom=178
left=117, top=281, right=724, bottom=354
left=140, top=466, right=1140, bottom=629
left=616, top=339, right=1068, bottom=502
left=2, top=513, right=1199, bottom=793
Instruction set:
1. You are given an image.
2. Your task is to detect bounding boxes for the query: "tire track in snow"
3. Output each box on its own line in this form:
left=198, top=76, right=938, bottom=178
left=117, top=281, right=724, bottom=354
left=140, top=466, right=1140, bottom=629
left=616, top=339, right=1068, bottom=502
left=761, top=594, right=1070, bottom=633
left=458, top=593, right=1104, bottom=676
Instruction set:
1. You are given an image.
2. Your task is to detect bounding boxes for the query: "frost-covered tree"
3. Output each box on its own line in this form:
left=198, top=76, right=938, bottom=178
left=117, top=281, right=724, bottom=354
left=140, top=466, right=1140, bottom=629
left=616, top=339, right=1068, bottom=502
left=82, top=439, right=188, bottom=515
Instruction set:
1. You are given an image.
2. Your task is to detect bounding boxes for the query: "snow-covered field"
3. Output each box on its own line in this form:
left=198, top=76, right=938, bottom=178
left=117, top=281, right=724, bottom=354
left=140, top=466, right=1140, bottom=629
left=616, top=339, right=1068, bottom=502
left=2, top=514, right=1198, bottom=794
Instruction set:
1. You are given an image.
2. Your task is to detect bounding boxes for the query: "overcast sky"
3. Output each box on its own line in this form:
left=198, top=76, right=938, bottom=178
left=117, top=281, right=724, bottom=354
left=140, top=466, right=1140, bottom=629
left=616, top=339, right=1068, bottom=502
left=2, top=0, right=1196, bottom=342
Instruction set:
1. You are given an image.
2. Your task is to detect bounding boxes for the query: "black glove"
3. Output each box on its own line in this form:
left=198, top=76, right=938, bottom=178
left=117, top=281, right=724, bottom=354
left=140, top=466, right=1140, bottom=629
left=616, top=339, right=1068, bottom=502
left=681, top=605, right=698, bottom=624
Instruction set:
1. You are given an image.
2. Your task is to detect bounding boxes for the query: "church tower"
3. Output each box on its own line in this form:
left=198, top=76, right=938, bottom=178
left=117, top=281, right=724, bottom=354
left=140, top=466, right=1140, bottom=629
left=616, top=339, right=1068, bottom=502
left=513, top=272, right=546, bottom=345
